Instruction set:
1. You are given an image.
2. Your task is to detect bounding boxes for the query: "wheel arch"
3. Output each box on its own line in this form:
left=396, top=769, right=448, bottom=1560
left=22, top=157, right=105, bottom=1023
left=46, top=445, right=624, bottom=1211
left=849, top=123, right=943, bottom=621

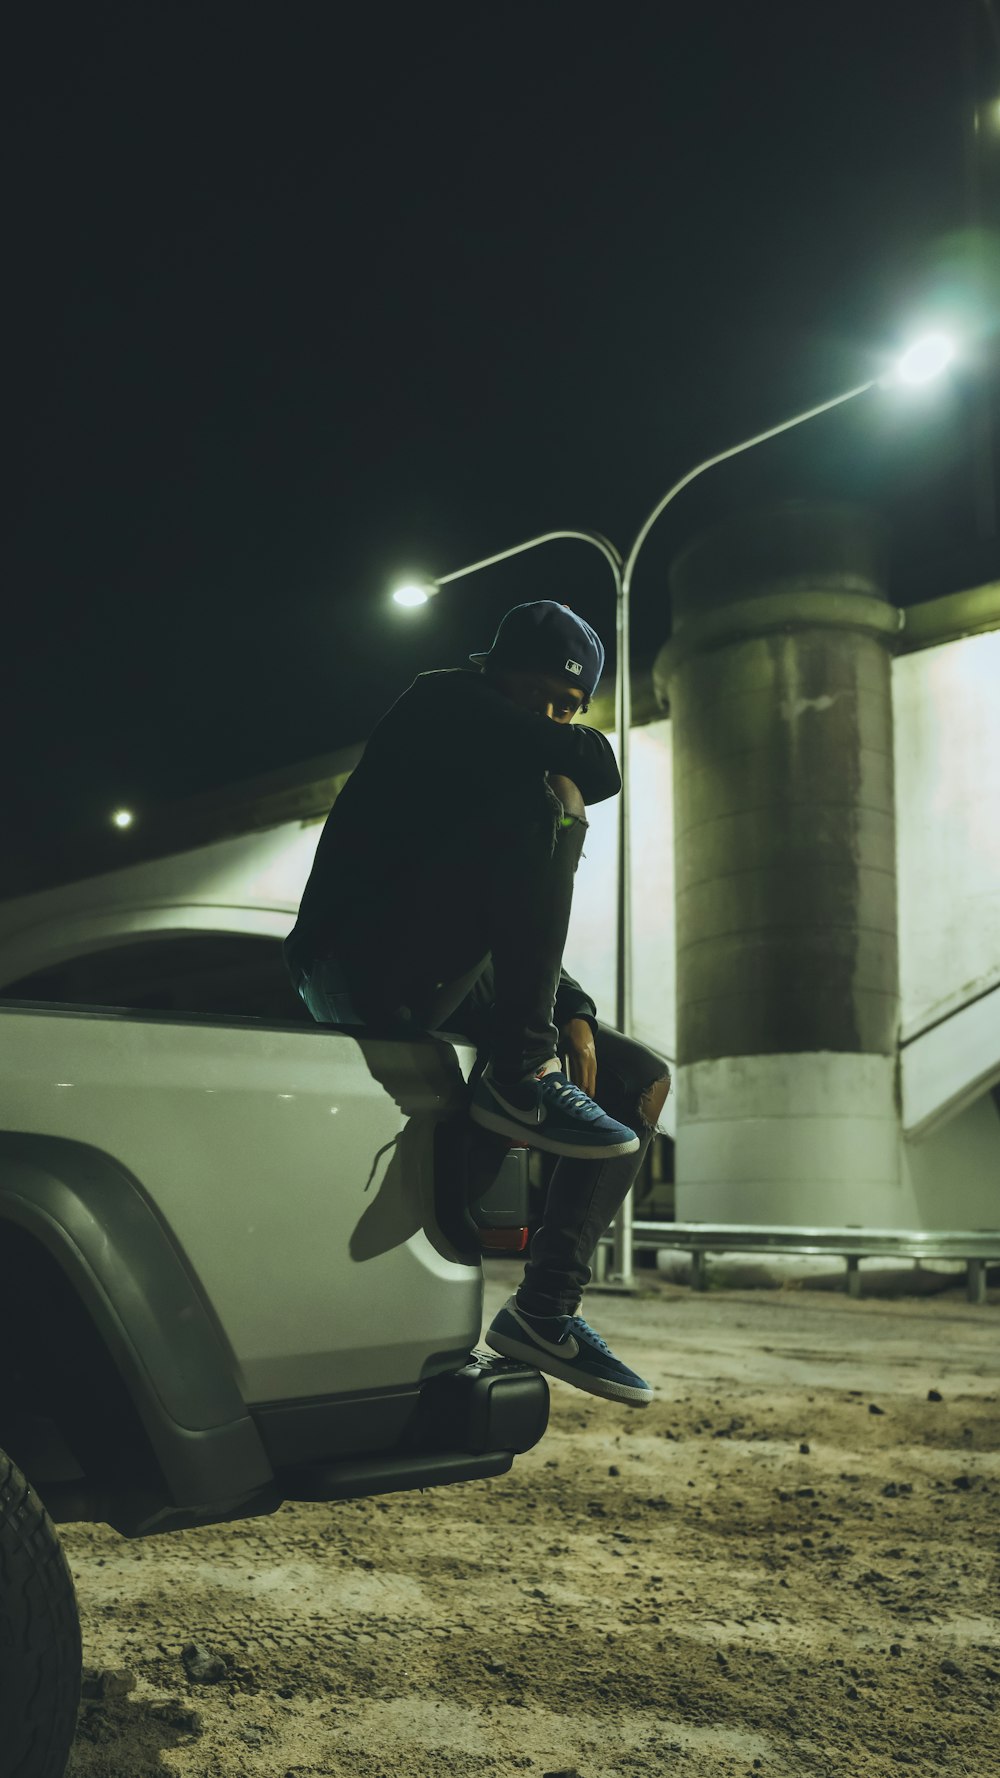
left=0, top=1132, right=273, bottom=1524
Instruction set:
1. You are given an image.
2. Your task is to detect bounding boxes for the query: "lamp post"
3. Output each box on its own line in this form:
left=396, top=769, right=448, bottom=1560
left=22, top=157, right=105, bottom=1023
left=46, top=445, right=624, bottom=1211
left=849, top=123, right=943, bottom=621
left=393, top=333, right=956, bottom=1289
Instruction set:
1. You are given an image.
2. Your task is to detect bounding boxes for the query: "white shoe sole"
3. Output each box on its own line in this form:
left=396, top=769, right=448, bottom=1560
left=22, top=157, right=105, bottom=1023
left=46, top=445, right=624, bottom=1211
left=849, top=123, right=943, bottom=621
left=485, top=1327, right=652, bottom=1407
left=469, top=1101, right=640, bottom=1160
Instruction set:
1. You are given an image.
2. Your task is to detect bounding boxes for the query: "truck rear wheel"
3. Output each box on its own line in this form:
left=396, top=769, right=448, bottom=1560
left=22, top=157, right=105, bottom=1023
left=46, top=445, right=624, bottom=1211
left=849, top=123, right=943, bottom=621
left=0, top=1446, right=82, bottom=1778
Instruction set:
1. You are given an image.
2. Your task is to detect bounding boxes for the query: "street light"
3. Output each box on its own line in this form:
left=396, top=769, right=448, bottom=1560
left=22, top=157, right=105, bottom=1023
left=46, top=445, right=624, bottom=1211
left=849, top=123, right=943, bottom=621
left=391, top=582, right=436, bottom=607
left=894, top=333, right=956, bottom=385
left=605, top=330, right=957, bottom=1282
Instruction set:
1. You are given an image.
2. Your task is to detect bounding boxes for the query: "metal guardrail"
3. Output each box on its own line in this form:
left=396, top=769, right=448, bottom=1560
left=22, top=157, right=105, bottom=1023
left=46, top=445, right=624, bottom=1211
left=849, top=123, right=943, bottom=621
left=596, top=1222, right=1000, bottom=1305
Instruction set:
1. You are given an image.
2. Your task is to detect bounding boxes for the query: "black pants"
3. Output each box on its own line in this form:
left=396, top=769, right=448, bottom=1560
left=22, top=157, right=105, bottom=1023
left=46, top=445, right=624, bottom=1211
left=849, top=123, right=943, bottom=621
left=285, top=775, right=670, bottom=1315
left=440, top=957, right=670, bottom=1316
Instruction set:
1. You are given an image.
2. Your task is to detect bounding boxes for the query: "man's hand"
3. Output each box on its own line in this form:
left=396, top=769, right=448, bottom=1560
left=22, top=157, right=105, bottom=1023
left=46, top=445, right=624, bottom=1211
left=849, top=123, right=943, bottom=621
left=560, top=1016, right=597, bottom=1098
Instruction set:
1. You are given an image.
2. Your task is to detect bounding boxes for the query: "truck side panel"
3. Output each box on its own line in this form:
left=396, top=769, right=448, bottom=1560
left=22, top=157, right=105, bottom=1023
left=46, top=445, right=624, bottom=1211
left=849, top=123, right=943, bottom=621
left=0, top=1006, right=483, bottom=1404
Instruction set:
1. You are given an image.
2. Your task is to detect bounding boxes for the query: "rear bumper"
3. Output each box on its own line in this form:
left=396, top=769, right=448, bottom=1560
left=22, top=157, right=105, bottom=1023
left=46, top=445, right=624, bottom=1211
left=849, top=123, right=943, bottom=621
left=281, top=1446, right=514, bottom=1502
left=280, top=1352, right=549, bottom=1505
left=43, top=1355, right=549, bottom=1532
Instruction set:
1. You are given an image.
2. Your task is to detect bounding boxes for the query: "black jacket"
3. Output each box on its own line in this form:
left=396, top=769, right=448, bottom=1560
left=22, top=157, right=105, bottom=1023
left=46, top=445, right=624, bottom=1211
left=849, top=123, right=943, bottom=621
left=290, top=668, right=620, bottom=1032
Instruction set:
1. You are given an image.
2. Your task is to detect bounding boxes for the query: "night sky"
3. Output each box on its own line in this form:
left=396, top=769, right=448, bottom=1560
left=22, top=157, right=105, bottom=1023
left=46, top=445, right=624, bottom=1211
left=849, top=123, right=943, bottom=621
left=7, top=0, right=999, bottom=874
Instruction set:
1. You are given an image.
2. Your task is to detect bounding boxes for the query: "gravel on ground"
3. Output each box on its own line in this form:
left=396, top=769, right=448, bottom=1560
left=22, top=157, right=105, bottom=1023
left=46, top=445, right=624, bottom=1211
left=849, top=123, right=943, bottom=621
left=62, top=1262, right=1000, bottom=1778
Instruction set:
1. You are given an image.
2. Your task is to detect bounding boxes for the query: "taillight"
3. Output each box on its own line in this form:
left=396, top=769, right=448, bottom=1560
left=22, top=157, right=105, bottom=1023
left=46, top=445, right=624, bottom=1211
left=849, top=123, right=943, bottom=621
left=478, top=1226, right=530, bottom=1253
left=468, top=1134, right=532, bottom=1252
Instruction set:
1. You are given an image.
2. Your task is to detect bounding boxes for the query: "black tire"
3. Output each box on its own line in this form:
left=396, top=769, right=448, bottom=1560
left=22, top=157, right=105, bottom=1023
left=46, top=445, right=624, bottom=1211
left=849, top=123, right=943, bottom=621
left=0, top=1447, right=82, bottom=1778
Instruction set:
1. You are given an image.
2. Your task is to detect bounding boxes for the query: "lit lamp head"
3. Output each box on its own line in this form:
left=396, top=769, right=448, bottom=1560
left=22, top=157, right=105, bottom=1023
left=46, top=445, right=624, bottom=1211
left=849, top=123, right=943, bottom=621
left=892, top=333, right=956, bottom=386
left=111, top=809, right=134, bottom=829
left=391, top=580, right=438, bottom=608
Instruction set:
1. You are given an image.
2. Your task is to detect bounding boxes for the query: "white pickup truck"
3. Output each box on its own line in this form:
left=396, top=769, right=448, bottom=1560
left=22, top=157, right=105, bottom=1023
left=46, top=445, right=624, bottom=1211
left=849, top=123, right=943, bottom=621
left=0, top=995, right=548, bottom=1778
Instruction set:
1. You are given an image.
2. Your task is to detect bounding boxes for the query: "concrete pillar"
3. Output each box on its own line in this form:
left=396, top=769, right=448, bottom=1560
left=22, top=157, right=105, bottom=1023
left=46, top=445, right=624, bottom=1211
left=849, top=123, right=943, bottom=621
left=654, top=500, right=907, bottom=1227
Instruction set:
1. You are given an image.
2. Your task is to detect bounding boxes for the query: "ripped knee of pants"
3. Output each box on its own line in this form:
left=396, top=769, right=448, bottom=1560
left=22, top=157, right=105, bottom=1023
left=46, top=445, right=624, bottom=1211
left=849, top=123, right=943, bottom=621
left=637, top=1069, right=672, bottom=1131
left=544, top=774, right=589, bottom=863
left=546, top=773, right=587, bottom=822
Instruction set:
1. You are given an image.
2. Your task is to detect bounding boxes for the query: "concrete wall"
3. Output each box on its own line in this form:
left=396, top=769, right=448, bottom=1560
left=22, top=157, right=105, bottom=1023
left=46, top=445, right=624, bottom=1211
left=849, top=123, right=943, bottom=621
left=891, top=625, right=1000, bottom=1219
left=561, top=720, right=676, bottom=1093
left=894, top=628, right=1000, bottom=1036
left=899, top=1091, right=1000, bottom=1229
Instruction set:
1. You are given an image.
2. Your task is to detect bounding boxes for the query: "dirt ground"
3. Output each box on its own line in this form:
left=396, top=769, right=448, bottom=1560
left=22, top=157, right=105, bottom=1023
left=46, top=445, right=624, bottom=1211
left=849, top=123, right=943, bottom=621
left=62, top=1261, right=999, bottom=1778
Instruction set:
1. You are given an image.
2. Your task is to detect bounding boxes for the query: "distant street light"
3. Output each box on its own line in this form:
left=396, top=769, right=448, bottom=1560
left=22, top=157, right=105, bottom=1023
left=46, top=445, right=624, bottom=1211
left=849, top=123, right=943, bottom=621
left=390, top=330, right=956, bottom=1290
left=111, top=809, right=134, bottom=829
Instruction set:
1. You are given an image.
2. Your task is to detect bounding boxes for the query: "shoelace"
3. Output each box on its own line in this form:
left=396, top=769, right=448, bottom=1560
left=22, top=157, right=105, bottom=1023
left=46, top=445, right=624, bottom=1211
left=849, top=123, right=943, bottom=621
left=567, top=1316, right=612, bottom=1355
left=543, top=1077, right=605, bottom=1122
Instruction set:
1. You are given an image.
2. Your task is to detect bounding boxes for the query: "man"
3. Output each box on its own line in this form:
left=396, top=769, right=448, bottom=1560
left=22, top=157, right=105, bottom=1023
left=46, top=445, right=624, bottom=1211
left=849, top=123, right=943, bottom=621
left=284, top=600, right=671, bottom=1407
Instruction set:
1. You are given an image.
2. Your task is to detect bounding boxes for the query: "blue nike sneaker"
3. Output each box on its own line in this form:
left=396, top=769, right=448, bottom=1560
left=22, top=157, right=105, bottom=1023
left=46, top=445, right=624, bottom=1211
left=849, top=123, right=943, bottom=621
left=485, top=1296, right=653, bottom=1407
left=469, top=1063, right=639, bottom=1160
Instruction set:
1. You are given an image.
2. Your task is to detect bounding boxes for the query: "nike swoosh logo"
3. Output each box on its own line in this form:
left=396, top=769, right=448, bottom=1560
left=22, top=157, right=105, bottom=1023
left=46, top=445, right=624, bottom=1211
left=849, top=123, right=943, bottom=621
left=484, top=1078, right=546, bottom=1126
left=509, top=1305, right=579, bottom=1359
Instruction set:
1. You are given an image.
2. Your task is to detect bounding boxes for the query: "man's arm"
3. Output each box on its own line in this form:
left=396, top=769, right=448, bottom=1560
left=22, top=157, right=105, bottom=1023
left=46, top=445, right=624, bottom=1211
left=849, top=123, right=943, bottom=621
left=555, top=967, right=599, bottom=1096
left=422, top=671, right=622, bottom=805
left=554, top=966, right=599, bottom=1037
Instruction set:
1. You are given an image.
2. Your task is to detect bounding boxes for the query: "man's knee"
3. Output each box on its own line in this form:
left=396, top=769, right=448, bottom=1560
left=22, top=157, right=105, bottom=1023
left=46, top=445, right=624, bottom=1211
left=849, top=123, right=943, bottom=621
left=546, top=773, right=587, bottom=822
left=638, top=1069, right=672, bottom=1128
